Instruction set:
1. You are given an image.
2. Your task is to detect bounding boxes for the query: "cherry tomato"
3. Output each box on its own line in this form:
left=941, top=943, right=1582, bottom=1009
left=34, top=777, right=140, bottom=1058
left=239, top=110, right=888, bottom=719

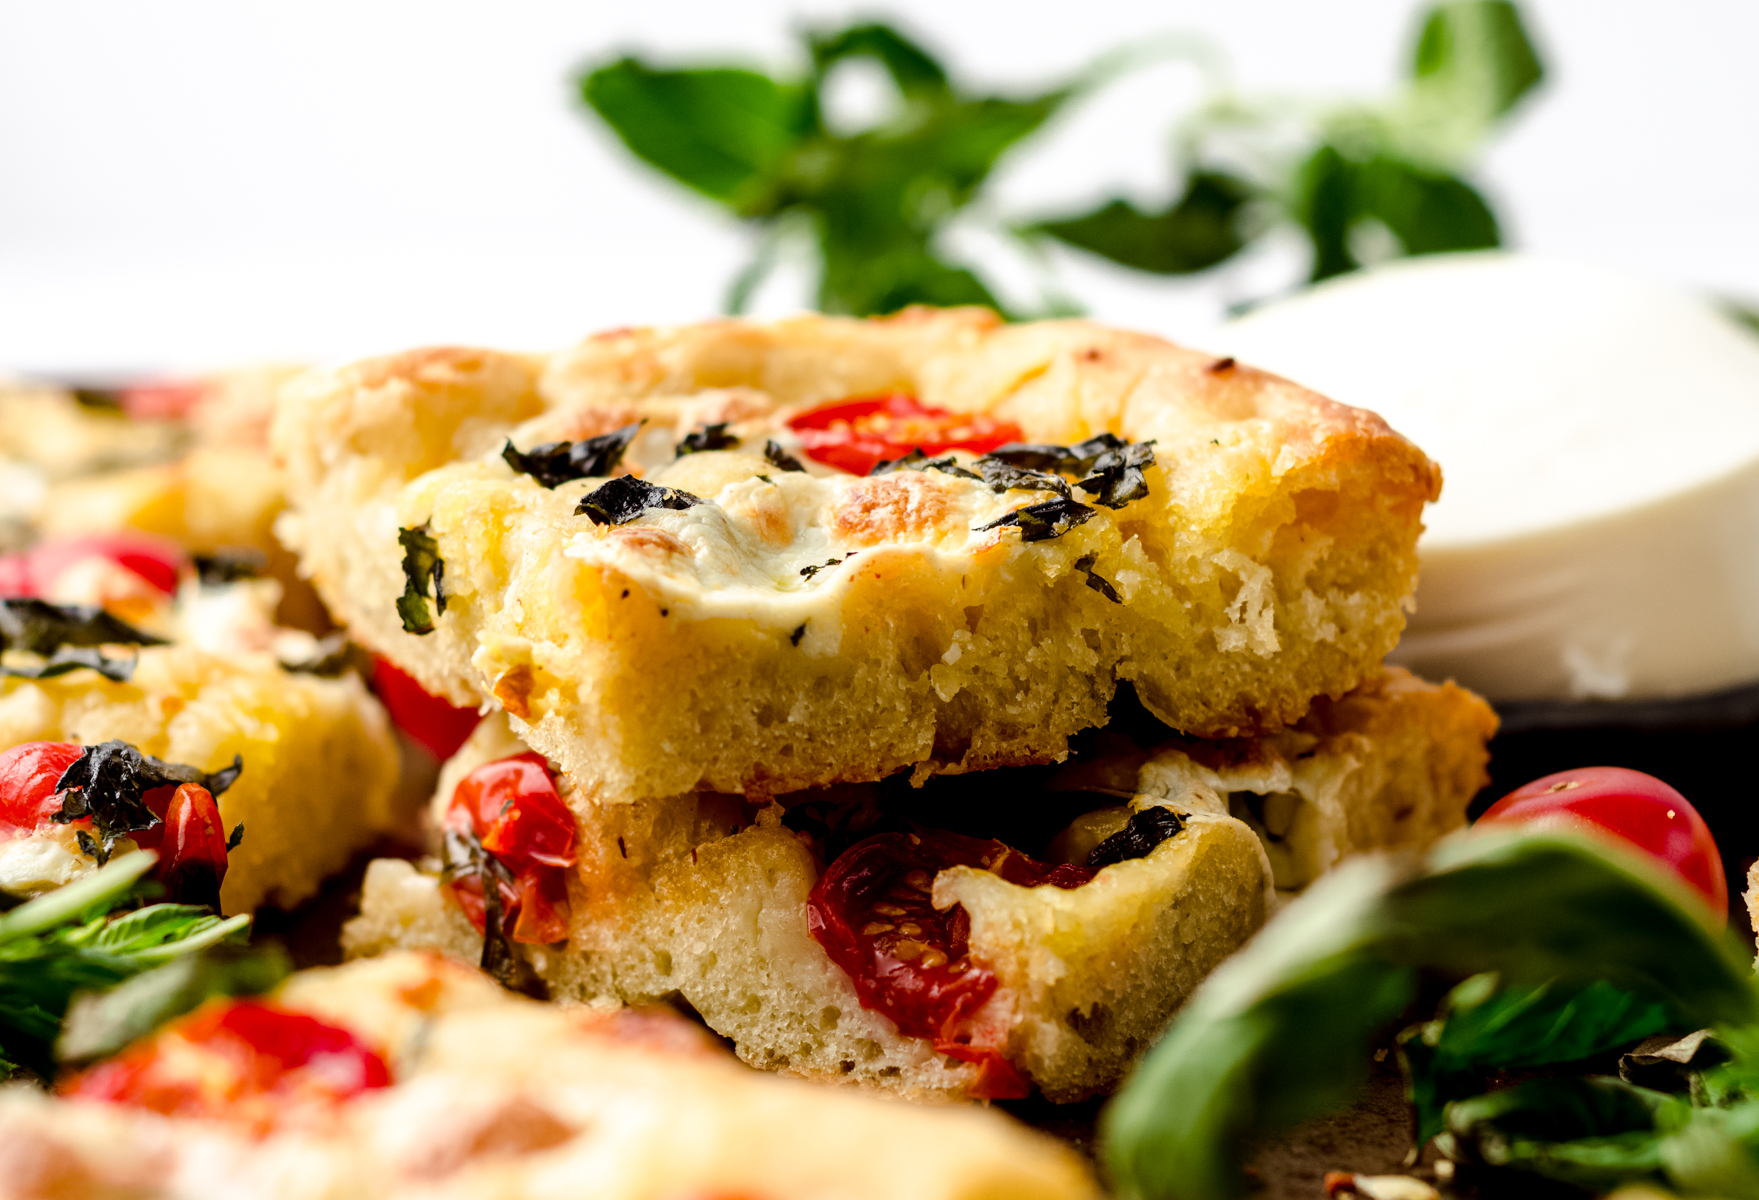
left=1478, top=767, right=1727, bottom=913
left=371, top=656, right=482, bottom=762
left=786, top=393, right=1025, bottom=476
left=444, top=752, right=576, bottom=945
left=0, top=741, right=87, bottom=836
left=806, top=827, right=1090, bottom=1097
left=0, top=533, right=186, bottom=599
left=64, top=998, right=390, bottom=1130
left=133, top=783, right=231, bottom=910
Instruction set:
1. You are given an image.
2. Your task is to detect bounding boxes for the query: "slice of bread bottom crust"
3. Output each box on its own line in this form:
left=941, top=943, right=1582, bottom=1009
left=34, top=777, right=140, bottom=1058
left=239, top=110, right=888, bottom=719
left=0, top=952, right=1100, bottom=1200
left=0, top=643, right=402, bottom=913
left=273, top=311, right=1440, bottom=802
left=344, top=668, right=1494, bottom=1102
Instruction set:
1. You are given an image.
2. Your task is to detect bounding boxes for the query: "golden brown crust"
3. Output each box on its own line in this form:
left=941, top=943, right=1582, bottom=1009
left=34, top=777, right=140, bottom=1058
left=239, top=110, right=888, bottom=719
left=274, top=310, right=1439, bottom=800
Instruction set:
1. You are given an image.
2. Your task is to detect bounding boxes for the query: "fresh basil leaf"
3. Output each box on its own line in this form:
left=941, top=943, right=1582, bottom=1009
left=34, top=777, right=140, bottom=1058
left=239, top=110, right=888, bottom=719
left=51, top=741, right=243, bottom=866
left=576, top=475, right=702, bottom=526
left=1412, top=0, right=1544, bottom=122
left=1401, top=975, right=1676, bottom=1142
left=1357, top=156, right=1500, bottom=256
left=1035, top=173, right=1254, bottom=275
left=807, top=22, right=948, bottom=97
left=0, top=599, right=167, bottom=657
left=396, top=524, right=445, bottom=635
left=55, top=943, right=289, bottom=1065
left=502, top=423, right=643, bottom=488
left=581, top=59, right=811, bottom=207
left=1101, top=830, right=1757, bottom=1200
left=1721, top=299, right=1759, bottom=339
left=1439, top=1076, right=1671, bottom=1192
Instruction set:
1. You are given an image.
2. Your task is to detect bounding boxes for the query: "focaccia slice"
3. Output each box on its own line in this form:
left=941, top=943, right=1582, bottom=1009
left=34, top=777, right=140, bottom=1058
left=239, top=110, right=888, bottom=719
left=0, top=952, right=1100, bottom=1200
left=273, top=310, right=1439, bottom=801
left=343, top=667, right=1493, bottom=1102
left=0, top=643, right=402, bottom=914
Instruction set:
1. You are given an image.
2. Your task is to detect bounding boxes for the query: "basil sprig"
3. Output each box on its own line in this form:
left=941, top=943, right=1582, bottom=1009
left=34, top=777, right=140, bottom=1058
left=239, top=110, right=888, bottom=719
left=1101, top=828, right=1758, bottom=1200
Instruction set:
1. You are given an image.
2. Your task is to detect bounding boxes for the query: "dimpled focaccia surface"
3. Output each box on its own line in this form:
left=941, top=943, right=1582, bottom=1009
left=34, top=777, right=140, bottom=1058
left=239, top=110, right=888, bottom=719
left=345, top=667, right=1491, bottom=1103
left=0, top=644, right=402, bottom=913
left=274, top=311, right=1440, bottom=801
left=0, top=952, right=1102, bottom=1200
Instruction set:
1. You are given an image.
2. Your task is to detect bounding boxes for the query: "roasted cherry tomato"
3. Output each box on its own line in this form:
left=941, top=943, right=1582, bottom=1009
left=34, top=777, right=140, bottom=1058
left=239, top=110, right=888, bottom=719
left=371, top=656, right=482, bottom=762
left=1478, top=767, right=1727, bottom=913
left=0, top=741, right=87, bottom=836
left=786, top=393, right=1025, bottom=476
left=132, top=783, right=231, bottom=910
left=64, top=998, right=390, bottom=1130
left=444, top=752, right=577, bottom=945
left=116, top=380, right=208, bottom=421
left=0, top=532, right=186, bottom=599
left=807, top=828, right=1091, bottom=1098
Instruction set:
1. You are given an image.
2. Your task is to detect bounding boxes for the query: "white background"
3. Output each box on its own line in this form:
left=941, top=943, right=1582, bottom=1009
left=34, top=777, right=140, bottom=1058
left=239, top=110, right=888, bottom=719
left=1, top=0, right=1754, bottom=374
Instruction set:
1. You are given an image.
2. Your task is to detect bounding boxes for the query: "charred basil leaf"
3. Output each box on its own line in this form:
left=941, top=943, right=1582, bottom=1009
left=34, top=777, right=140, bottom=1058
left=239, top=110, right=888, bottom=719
left=1073, top=553, right=1123, bottom=604
left=869, top=447, right=981, bottom=479
left=977, top=456, right=1070, bottom=497
left=396, top=525, right=446, bottom=636
left=50, top=741, right=244, bottom=866
left=976, top=497, right=1097, bottom=542
left=0, top=599, right=166, bottom=657
left=502, top=422, right=644, bottom=488
left=764, top=440, right=807, bottom=472
left=1075, top=439, right=1156, bottom=509
left=1, top=648, right=139, bottom=683
left=1088, top=807, right=1186, bottom=869
left=576, top=475, right=703, bottom=526
left=984, top=442, right=1074, bottom=472
left=192, top=548, right=266, bottom=585
left=439, top=824, right=520, bottom=989
left=675, top=423, right=741, bottom=455
left=800, top=557, right=844, bottom=580
left=225, top=822, right=245, bottom=852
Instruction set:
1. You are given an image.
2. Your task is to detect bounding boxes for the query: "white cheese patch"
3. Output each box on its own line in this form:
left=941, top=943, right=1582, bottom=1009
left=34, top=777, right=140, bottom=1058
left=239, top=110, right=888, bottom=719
left=1221, top=252, right=1759, bottom=702
left=0, top=831, right=92, bottom=896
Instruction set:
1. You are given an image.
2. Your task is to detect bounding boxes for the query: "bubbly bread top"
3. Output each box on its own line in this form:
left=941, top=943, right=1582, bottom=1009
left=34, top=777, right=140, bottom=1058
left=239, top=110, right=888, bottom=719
left=0, top=952, right=1101, bottom=1200
left=274, top=309, right=1440, bottom=801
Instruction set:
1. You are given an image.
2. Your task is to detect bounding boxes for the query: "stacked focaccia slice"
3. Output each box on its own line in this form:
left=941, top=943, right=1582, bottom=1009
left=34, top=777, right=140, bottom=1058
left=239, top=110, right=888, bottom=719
left=273, top=308, right=1490, bottom=1101
left=0, top=951, right=1099, bottom=1200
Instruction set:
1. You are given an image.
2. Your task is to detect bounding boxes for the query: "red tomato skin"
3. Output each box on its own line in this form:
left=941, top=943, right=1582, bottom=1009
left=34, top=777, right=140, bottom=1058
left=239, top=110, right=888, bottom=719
left=64, top=999, right=390, bottom=1127
left=0, top=533, right=187, bottom=599
left=786, top=393, right=1025, bottom=476
left=807, top=827, right=1088, bottom=1093
left=370, top=657, right=482, bottom=761
left=117, top=380, right=208, bottom=422
left=152, top=783, right=231, bottom=909
left=0, top=742, right=87, bottom=836
left=1479, top=767, right=1728, bottom=913
left=444, top=752, right=575, bottom=944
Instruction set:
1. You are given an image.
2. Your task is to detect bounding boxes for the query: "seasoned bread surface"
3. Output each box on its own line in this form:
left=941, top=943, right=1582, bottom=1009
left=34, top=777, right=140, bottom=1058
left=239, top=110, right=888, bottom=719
left=274, top=311, right=1439, bottom=802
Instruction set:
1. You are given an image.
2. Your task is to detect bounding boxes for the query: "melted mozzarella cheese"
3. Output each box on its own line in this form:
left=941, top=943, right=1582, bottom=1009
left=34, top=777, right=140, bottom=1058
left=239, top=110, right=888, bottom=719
left=1221, top=253, right=1759, bottom=702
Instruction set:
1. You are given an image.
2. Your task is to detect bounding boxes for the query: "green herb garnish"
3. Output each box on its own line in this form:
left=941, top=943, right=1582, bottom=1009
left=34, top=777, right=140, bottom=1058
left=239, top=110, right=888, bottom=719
left=396, top=524, right=446, bottom=635
left=764, top=441, right=807, bottom=472
left=976, top=497, right=1097, bottom=543
left=0, top=851, right=255, bottom=1081
left=50, top=740, right=242, bottom=867
left=0, top=598, right=167, bottom=682
left=502, top=422, right=644, bottom=488
left=675, top=423, right=741, bottom=456
left=576, top=476, right=702, bottom=526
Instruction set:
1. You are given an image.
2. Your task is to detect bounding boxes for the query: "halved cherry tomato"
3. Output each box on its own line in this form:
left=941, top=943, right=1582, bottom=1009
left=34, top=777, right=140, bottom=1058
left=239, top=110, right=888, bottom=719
left=0, top=532, right=186, bottom=599
left=786, top=393, right=1024, bottom=476
left=444, top=752, right=576, bottom=945
left=0, top=741, right=87, bottom=836
left=807, top=828, right=1091, bottom=1097
left=371, top=656, right=482, bottom=762
left=1478, top=767, right=1727, bottom=914
left=64, top=998, right=390, bottom=1130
